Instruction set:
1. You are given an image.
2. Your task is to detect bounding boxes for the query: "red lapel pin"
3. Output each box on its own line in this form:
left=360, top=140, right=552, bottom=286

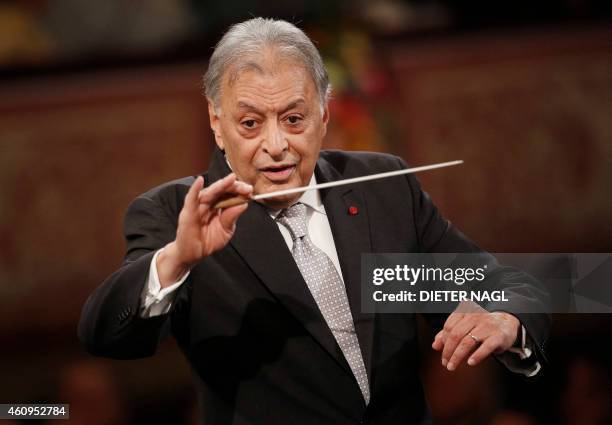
left=348, top=206, right=358, bottom=215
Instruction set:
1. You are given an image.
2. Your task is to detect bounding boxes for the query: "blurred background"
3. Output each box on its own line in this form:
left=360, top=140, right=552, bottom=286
left=1, top=1, right=611, bottom=424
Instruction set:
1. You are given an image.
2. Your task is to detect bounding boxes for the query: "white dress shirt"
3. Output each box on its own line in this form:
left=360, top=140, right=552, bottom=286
left=139, top=174, right=540, bottom=377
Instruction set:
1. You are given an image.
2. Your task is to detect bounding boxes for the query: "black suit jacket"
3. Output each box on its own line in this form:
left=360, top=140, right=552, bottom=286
left=78, top=148, right=550, bottom=425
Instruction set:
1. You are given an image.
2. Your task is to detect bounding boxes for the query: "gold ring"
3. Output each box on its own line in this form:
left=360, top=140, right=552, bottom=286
left=468, top=332, right=480, bottom=343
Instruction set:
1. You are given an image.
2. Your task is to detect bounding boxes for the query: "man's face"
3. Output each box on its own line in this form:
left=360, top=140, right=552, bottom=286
left=208, top=57, right=329, bottom=210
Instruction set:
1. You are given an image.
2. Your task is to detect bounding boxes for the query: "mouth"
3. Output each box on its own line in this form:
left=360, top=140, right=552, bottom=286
left=259, top=163, right=296, bottom=182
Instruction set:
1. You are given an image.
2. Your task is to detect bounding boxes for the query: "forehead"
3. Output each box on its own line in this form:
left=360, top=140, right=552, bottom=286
left=220, top=58, right=317, bottom=109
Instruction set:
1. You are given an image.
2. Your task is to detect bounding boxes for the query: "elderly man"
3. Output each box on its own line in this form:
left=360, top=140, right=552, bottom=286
left=79, top=18, right=549, bottom=425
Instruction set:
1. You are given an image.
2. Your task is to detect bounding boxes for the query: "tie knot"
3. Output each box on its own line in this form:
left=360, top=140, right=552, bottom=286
left=277, top=203, right=308, bottom=241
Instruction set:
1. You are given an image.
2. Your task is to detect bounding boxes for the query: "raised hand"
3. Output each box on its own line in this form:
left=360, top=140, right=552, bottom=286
left=156, top=173, right=252, bottom=287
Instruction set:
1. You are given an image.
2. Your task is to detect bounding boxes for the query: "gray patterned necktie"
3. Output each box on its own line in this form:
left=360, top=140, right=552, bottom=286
left=277, top=202, right=370, bottom=404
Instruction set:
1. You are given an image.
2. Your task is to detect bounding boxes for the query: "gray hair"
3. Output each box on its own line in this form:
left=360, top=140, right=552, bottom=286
left=203, top=18, right=332, bottom=110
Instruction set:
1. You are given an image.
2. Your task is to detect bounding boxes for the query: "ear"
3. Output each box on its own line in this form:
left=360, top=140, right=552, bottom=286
left=320, top=103, right=330, bottom=138
left=207, top=100, right=224, bottom=151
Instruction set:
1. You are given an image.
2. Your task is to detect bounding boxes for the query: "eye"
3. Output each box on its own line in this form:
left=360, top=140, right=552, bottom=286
left=241, top=119, right=257, bottom=129
left=286, top=115, right=302, bottom=125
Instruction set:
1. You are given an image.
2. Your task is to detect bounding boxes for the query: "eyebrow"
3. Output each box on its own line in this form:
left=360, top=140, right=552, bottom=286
left=236, top=99, right=306, bottom=115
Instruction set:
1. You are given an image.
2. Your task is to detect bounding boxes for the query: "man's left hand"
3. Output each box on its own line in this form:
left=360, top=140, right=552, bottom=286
left=431, top=303, right=520, bottom=371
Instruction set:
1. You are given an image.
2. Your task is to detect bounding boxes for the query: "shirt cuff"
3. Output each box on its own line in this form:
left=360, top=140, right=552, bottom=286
left=497, top=325, right=542, bottom=377
left=139, top=249, right=190, bottom=317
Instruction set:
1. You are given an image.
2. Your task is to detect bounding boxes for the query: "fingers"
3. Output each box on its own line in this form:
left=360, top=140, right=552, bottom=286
left=175, top=174, right=253, bottom=263
left=184, top=175, right=205, bottom=212
left=440, top=315, right=479, bottom=370
left=233, top=179, right=254, bottom=196
left=431, top=311, right=464, bottom=351
left=444, top=311, right=465, bottom=333
left=198, top=174, right=253, bottom=205
left=467, top=334, right=503, bottom=366
left=465, top=313, right=519, bottom=366
left=217, top=179, right=253, bottom=231
left=178, top=176, right=205, bottom=229
left=198, top=173, right=238, bottom=205
left=432, top=311, right=519, bottom=371
left=445, top=324, right=486, bottom=371
left=197, top=174, right=252, bottom=220
left=218, top=202, right=249, bottom=232
left=431, top=331, right=444, bottom=351
left=195, top=174, right=253, bottom=232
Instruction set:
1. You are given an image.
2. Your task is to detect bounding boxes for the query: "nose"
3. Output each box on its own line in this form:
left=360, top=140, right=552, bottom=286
left=262, top=121, right=288, bottom=158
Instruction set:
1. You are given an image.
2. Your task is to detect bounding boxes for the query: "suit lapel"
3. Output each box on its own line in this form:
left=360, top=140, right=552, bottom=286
left=316, top=156, right=376, bottom=382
